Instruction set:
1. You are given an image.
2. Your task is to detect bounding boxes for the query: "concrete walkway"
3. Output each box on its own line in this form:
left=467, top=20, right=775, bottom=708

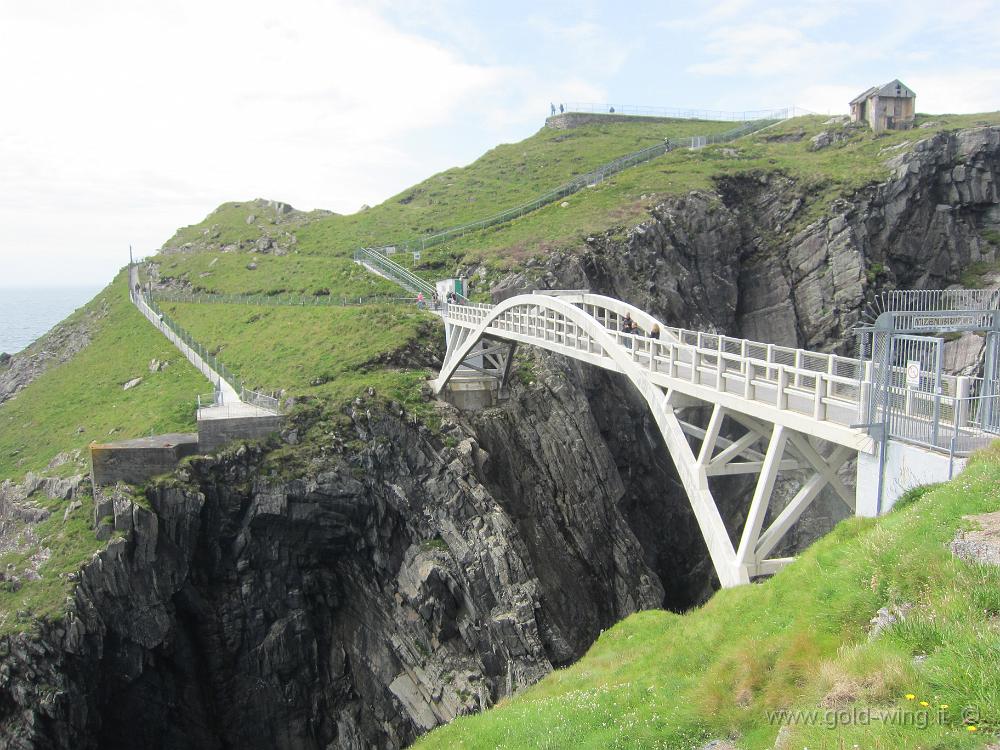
left=128, top=264, right=277, bottom=418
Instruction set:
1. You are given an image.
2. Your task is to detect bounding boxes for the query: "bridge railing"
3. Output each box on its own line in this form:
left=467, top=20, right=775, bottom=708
left=445, top=300, right=866, bottom=428
left=445, top=297, right=1000, bottom=453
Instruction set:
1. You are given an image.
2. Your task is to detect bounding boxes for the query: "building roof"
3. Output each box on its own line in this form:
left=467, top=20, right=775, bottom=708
left=849, top=86, right=878, bottom=105
left=850, top=79, right=916, bottom=105
left=875, top=79, right=915, bottom=98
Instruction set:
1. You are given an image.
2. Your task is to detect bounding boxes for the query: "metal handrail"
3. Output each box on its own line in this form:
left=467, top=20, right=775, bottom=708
left=354, top=248, right=436, bottom=296
left=366, top=118, right=782, bottom=260
left=440, top=295, right=1000, bottom=456
left=559, top=103, right=806, bottom=121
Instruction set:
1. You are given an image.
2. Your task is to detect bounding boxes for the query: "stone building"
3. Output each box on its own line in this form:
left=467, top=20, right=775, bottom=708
left=849, top=79, right=916, bottom=132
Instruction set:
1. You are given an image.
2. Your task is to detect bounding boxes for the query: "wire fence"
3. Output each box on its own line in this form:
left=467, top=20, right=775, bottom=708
left=152, top=290, right=417, bottom=308
left=242, top=386, right=280, bottom=413
left=144, top=294, right=245, bottom=393
left=142, top=292, right=282, bottom=414
left=364, top=117, right=782, bottom=261
left=558, top=103, right=808, bottom=120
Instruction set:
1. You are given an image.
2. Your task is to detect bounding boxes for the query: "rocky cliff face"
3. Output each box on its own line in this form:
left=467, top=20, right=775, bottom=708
left=2, top=126, right=999, bottom=750
left=561, top=126, right=1000, bottom=352
left=0, top=296, right=109, bottom=407
left=0, top=388, right=667, bottom=749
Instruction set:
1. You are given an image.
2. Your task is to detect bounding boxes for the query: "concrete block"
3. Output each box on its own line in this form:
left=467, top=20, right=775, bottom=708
left=197, top=415, right=283, bottom=452
left=90, top=433, right=200, bottom=487
left=856, top=440, right=966, bottom=516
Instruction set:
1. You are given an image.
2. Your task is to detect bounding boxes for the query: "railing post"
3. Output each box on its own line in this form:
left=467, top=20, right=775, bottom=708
left=776, top=367, right=788, bottom=409
left=956, top=375, right=971, bottom=429
left=813, top=375, right=825, bottom=420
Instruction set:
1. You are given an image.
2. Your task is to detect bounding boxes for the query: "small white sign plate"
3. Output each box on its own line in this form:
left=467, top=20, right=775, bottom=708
left=905, top=360, right=921, bottom=388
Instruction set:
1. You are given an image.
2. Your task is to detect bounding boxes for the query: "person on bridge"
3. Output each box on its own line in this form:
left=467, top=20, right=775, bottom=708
left=649, top=323, right=660, bottom=340
left=432, top=292, right=440, bottom=310
left=622, top=313, right=636, bottom=346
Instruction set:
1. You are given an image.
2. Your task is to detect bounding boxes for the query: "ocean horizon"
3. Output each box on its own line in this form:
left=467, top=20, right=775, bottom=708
left=0, top=286, right=102, bottom=355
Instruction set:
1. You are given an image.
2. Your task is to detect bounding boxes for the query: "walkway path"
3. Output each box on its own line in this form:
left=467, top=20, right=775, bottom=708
left=128, top=264, right=277, bottom=419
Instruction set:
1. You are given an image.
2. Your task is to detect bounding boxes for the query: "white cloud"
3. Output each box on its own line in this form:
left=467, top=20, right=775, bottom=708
left=0, top=0, right=517, bottom=284
left=907, top=69, right=1000, bottom=114
left=687, top=22, right=854, bottom=76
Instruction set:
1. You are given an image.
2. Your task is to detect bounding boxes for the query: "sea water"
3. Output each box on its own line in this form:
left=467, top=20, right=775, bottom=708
left=0, top=286, right=101, bottom=355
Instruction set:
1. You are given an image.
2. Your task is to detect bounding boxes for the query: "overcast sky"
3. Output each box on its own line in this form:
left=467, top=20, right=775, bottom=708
left=1, top=0, right=999, bottom=288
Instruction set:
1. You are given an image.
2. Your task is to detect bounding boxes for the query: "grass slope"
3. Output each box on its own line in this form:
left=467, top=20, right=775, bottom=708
left=154, top=118, right=737, bottom=295
left=0, top=272, right=208, bottom=482
left=0, top=272, right=211, bottom=634
left=159, top=301, right=440, bottom=413
left=416, top=451, right=1000, bottom=750
left=156, top=112, right=1000, bottom=299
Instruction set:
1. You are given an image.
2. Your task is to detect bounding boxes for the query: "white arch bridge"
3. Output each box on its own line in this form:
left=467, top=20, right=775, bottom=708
left=433, top=291, right=994, bottom=588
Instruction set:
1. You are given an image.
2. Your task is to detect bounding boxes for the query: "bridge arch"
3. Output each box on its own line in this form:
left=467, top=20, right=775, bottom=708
left=435, top=293, right=861, bottom=588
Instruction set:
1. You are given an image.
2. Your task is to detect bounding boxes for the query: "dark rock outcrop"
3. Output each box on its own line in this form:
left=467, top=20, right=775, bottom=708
left=0, top=393, right=662, bottom=749
left=3, top=126, right=1000, bottom=750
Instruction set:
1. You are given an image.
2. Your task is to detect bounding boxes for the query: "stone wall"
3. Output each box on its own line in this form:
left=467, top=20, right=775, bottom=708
left=90, top=433, right=200, bottom=486
left=545, top=113, right=691, bottom=130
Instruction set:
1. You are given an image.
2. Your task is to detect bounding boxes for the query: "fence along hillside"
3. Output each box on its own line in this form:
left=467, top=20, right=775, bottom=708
left=365, top=114, right=786, bottom=260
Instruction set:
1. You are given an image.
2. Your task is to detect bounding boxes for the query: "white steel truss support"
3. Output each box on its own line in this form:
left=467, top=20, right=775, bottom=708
left=432, top=292, right=870, bottom=588
left=785, top=433, right=855, bottom=512
left=754, top=445, right=853, bottom=561
left=735, top=425, right=788, bottom=569
left=689, top=406, right=802, bottom=476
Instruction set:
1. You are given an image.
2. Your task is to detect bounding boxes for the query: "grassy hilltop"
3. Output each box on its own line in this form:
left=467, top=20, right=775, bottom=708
left=3, top=108, right=1000, bottom=720
left=156, top=110, right=1000, bottom=298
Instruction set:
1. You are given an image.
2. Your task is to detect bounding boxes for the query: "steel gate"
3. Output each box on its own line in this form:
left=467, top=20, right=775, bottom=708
left=868, top=333, right=943, bottom=448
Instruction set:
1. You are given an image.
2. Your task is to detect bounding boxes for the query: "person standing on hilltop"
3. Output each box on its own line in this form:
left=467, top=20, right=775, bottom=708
left=559, top=103, right=564, bottom=114
left=550, top=102, right=556, bottom=116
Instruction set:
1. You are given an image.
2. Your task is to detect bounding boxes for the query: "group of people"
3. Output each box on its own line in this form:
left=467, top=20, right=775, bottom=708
left=416, top=291, right=463, bottom=310
left=549, top=102, right=566, bottom=116
left=621, top=312, right=660, bottom=346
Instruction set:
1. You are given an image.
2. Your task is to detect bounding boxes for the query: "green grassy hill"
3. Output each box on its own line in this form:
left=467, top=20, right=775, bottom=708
left=156, top=111, right=1000, bottom=297
left=5, top=108, right=1000, bottom=651
left=158, top=300, right=440, bottom=412
left=153, top=117, right=739, bottom=295
left=415, top=450, right=1000, bottom=749
left=0, top=272, right=207, bottom=483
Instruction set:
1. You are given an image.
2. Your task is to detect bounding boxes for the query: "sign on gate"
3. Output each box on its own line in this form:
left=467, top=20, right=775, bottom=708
left=905, top=360, right=921, bottom=388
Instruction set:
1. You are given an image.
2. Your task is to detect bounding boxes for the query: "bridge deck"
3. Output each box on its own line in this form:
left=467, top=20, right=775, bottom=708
left=440, top=294, right=876, bottom=452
